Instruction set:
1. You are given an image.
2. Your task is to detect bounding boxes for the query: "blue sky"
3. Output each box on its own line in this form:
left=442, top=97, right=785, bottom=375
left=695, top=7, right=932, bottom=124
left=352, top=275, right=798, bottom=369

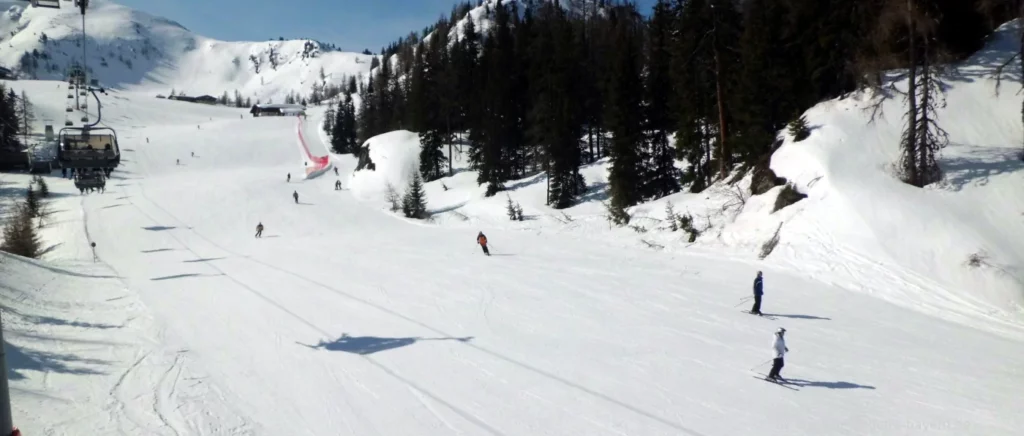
left=117, top=0, right=658, bottom=53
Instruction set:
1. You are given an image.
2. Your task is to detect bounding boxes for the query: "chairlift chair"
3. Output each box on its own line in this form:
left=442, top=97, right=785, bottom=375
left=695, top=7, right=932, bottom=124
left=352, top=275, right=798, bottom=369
left=58, top=126, right=120, bottom=170
left=73, top=169, right=106, bottom=192
left=29, top=0, right=62, bottom=9
left=65, top=106, right=72, bottom=112
left=64, top=120, right=73, bottom=126
left=80, top=116, right=88, bottom=122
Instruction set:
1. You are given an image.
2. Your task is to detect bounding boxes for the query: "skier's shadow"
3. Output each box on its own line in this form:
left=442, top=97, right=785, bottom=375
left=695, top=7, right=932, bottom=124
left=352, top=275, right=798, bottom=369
left=786, top=378, right=876, bottom=390
left=296, top=334, right=473, bottom=355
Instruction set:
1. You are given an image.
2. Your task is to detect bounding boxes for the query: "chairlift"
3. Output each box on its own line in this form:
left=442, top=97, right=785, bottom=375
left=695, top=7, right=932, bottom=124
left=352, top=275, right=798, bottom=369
left=64, top=120, right=73, bottom=126
left=58, top=126, right=120, bottom=170
left=80, top=116, right=88, bottom=122
left=67, top=93, right=73, bottom=99
left=29, top=0, right=62, bottom=9
left=65, top=107, right=72, bottom=112
left=73, top=169, right=106, bottom=192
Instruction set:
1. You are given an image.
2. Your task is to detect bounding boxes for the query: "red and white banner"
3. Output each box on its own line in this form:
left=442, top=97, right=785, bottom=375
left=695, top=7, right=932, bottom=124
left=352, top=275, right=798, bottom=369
left=295, top=116, right=332, bottom=179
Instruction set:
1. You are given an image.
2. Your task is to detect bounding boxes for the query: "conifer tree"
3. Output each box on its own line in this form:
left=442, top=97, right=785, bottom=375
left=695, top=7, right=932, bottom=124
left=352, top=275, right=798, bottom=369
left=415, top=35, right=448, bottom=182
left=323, top=100, right=336, bottom=137
left=17, top=91, right=35, bottom=146
left=358, top=77, right=378, bottom=143
left=341, top=92, right=359, bottom=152
left=605, top=5, right=646, bottom=209
left=0, top=204, right=41, bottom=259
left=530, top=1, right=586, bottom=209
left=736, top=0, right=798, bottom=160
left=471, top=1, right=521, bottom=195
left=877, top=0, right=950, bottom=187
left=401, top=173, right=429, bottom=219
left=644, top=0, right=681, bottom=198
left=0, top=85, right=20, bottom=152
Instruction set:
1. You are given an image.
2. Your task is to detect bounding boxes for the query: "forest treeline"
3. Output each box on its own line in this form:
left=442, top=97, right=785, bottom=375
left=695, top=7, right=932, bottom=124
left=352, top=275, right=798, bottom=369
left=325, top=0, right=1019, bottom=209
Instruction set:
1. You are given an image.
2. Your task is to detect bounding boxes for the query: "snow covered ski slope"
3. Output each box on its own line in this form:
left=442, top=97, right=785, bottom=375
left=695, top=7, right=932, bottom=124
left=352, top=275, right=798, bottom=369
left=1, top=79, right=1022, bottom=435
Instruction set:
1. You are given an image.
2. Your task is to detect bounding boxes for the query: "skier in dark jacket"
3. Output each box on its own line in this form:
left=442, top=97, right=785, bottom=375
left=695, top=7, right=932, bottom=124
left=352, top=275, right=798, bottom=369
left=335, top=180, right=342, bottom=190
left=293, top=191, right=299, bottom=204
left=255, top=222, right=264, bottom=238
left=750, top=271, right=764, bottom=316
left=287, top=173, right=291, bottom=182
left=477, top=232, right=490, bottom=256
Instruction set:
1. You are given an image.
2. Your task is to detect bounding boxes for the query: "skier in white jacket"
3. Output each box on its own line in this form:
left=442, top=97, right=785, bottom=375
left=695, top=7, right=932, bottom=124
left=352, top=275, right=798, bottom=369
left=767, top=327, right=789, bottom=381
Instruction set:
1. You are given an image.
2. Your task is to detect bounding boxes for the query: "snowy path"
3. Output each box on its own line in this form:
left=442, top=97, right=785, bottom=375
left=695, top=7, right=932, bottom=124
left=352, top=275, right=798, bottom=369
left=3, top=84, right=1022, bottom=435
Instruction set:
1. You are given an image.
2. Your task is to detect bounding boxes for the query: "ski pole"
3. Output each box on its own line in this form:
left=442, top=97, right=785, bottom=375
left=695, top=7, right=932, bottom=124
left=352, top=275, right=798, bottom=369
left=749, top=359, right=773, bottom=371
left=734, top=297, right=752, bottom=307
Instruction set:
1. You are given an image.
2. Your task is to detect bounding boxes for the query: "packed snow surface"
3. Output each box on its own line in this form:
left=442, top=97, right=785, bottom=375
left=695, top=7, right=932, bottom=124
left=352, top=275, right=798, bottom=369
left=1, top=3, right=1023, bottom=436
left=2, top=76, right=1023, bottom=435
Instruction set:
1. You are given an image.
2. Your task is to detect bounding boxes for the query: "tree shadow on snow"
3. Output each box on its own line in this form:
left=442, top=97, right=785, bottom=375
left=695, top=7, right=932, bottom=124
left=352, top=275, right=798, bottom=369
left=142, top=226, right=175, bottom=231
left=39, top=242, right=63, bottom=256
left=2, top=306, right=120, bottom=330
left=141, top=248, right=175, bottom=253
left=762, top=313, right=831, bottom=321
left=183, top=257, right=226, bottom=263
left=5, top=339, right=108, bottom=381
left=939, top=148, right=1024, bottom=191
left=296, top=334, right=473, bottom=356
left=150, top=273, right=222, bottom=281
left=429, top=201, right=468, bottom=215
left=786, top=378, right=876, bottom=390
left=580, top=182, right=610, bottom=203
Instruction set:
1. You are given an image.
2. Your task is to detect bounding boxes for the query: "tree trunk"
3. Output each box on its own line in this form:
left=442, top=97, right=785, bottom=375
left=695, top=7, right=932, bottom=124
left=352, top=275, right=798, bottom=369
left=588, top=125, right=594, bottom=163
left=713, top=35, right=729, bottom=181
left=904, top=0, right=920, bottom=186
left=447, top=116, right=453, bottom=176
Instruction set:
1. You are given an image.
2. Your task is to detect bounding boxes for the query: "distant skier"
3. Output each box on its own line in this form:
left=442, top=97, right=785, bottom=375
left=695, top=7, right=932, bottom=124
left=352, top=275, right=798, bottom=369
left=255, top=222, right=264, bottom=238
left=293, top=191, right=299, bottom=204
left=750, top=271, right=764, bottom=316
left=176, top=159, right=180, bottom=165
left=334, top=167, right=339, bottom=176
left=335, top=180, right=342, bottom=190
left=287, top=173, right=291, bottom=183
left=477, top=232, right=490, bottom=256
left=146, top=137, right=149, bottom=143
left=191, top=151, right=195, bottom=157
left=766, top=328, right=789, bottom=382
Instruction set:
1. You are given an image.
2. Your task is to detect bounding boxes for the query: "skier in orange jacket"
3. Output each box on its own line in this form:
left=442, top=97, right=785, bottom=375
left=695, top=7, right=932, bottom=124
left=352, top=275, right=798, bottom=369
left=477, top=232, right=490, bottom=256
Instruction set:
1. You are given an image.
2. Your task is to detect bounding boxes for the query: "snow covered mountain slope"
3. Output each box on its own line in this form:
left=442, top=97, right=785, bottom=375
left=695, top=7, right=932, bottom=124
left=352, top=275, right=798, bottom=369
left=0, top=0, right=374, bottom=102
left=347, top=21, right=1024, bottom=338
left=0, top=76, right=1022, bottom=435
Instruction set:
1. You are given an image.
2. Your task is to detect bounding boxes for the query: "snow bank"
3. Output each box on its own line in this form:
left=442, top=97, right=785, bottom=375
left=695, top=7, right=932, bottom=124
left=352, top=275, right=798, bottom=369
left=348, top=130, right=421, bottom=201
left=766, top=21, right=1024, bottom=323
